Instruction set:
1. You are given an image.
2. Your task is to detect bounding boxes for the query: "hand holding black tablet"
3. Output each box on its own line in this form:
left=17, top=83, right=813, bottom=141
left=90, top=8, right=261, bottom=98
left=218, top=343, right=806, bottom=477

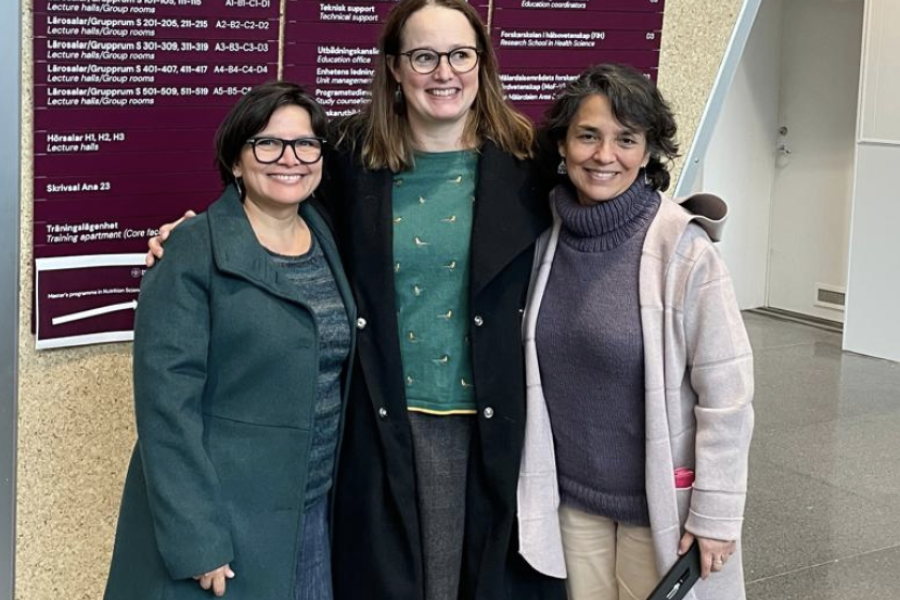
left=645, top=540, right=701, bottom=600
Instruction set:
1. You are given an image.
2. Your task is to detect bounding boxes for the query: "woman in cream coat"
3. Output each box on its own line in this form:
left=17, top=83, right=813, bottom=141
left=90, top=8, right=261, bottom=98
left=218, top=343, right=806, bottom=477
left=516, top=64, right=754, bottom=600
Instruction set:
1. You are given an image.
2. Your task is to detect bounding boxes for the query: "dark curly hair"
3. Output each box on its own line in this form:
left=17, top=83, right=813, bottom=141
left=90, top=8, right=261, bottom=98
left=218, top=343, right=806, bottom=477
left=543, top=63, right=679, bottom=191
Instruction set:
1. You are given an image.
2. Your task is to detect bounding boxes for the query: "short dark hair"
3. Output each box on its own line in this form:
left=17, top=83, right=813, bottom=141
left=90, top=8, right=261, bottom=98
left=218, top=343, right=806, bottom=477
left=214, top=81, right=328, bottom=187
left=543, top=63, right=679, bottom=191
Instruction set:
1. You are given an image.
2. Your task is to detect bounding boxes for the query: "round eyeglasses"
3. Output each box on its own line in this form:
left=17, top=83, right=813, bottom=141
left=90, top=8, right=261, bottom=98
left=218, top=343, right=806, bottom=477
left=398, top=47, right=481, bottom=75
left=246, top=137, right=326, bottom=165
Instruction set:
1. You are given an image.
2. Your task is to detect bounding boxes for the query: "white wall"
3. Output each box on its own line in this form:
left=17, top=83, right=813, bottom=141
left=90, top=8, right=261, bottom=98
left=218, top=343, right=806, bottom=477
left=702, top=0, right=783, bottom=309
left=844, top=0, right=900, bottom=363
left=764, top=0, right=861, bottom=321
left=857, top=0, right=900, bottom=143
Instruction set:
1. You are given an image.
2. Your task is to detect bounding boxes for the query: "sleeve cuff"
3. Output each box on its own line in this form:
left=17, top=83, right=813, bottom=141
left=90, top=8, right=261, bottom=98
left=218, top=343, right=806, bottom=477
left=685, top=489, right=746, bottom=541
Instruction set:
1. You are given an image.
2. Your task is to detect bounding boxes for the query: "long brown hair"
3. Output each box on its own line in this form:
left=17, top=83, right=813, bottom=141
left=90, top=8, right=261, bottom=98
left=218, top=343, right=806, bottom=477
left=335, top=0, right=534, bottom=172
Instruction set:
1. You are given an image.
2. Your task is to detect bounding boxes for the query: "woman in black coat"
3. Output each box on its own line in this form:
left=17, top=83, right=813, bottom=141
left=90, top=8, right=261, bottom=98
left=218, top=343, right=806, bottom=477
left=322, top=139, right=557, bottom=600
left=318, top=1, right=563, bottom=598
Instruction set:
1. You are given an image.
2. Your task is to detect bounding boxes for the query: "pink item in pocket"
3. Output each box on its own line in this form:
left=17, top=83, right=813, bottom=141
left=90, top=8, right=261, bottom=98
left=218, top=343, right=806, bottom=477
left=674, top=467, right=695, bottom=489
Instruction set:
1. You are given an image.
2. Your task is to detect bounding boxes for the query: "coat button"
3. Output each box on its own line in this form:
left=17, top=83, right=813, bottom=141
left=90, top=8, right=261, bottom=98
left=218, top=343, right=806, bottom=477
left=378, top=407, right=387, bottom=419
left=356, top=317, right=367, bottom=330
left=473, top=315, right=484, bottom=327
left=483, top=407, right=494, bottom=419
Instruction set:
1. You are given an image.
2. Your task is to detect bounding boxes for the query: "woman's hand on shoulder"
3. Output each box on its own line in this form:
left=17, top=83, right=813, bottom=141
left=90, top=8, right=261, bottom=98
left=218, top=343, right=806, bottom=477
left=678, top=531, right=736, bottom=580
left=146, top=210, right=197, bottom=267
left=193, top=563, right=235, bottom=597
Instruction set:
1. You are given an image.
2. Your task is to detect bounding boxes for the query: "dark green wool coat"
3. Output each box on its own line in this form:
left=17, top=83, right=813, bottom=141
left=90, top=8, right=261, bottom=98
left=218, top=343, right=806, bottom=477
left=104, top=188, right=356, bottom=600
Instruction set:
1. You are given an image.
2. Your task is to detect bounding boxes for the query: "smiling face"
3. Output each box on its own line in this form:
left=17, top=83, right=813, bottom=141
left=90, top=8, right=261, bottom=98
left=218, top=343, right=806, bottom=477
left=559, top=93, right=650, bottom=205
left=232, top=104, right=322, bottom=214
left=389, top=5, right=480, bottom=140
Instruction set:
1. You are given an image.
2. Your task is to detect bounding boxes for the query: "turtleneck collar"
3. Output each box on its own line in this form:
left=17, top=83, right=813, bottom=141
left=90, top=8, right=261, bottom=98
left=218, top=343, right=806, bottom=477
left=552, top=176, right=660, bottom=253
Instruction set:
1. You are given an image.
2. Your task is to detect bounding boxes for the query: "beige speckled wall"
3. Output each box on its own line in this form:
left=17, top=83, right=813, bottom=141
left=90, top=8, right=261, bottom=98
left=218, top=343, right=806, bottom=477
left=17, top=2, right=137, bottom=598
left=15, top=1, right=742, bottom=598
left=659, top=0, right=744, bottom=185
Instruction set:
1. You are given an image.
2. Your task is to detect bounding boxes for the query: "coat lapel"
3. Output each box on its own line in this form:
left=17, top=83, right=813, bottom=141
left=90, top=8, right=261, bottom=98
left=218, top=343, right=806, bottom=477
left=206, top=187, right=314, bottom=309
left=341, top=167, right=409, bottom=417
left=470, top=142, right=551, bottom=298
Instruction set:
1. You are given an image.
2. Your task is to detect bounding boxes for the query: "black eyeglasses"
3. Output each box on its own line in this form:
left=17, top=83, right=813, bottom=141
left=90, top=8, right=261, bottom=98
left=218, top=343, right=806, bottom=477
left=398, top=47, right=481, bottom=75
left=246, top=137, right=326, bottom=164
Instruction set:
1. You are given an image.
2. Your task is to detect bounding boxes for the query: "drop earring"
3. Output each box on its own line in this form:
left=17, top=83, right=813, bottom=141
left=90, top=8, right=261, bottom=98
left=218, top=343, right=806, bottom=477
left=557, top=160, right=567, bottom=175
left=393, top=84, right=405, bottom=114
left=234, top=177, right=243, bottom=197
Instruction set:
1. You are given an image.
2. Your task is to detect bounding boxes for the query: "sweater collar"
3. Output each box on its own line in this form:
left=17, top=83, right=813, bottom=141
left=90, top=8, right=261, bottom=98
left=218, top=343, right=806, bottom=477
left=552, top=177, right=659, bottom=252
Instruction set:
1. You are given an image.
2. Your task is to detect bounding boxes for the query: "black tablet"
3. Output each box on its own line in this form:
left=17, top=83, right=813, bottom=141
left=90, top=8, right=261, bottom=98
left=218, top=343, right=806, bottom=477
left=645, top=540, right=701, bottom=600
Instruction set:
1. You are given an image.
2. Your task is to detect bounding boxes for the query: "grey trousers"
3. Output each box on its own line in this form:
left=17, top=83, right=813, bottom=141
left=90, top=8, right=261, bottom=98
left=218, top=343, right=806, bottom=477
left=408, top=412, right=475, bottom=600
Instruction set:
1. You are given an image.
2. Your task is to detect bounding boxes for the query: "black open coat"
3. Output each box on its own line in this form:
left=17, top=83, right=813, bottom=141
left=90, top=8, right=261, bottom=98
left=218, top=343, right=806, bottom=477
left=315, top=135, right=566, bottom=600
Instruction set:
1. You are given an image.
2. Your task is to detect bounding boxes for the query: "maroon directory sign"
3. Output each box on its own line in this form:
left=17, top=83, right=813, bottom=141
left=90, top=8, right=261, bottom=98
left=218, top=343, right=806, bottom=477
left=33, top=0, right=280, bottom=348
left=490, top=0, right=664, bottom=121
left=33, top=0, right=664, bottom=349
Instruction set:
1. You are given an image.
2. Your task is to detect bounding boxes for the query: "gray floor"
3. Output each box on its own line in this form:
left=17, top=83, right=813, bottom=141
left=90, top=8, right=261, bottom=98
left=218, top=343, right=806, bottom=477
left=743, top=312, right=900, bottom=599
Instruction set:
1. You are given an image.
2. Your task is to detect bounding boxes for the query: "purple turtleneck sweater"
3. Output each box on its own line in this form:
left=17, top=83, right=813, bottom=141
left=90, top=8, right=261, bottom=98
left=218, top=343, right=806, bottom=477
left=535, top=178, right=660, bottom=527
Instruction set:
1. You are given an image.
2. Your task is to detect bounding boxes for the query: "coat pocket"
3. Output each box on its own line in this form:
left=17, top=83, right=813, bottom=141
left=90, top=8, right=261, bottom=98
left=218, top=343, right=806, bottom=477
left=204, top=415, right=312, bottom=512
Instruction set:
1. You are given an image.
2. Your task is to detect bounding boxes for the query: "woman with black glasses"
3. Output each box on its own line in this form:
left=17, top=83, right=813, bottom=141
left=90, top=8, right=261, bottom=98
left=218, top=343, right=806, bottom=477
left=104, top=81, right=356, bottom=600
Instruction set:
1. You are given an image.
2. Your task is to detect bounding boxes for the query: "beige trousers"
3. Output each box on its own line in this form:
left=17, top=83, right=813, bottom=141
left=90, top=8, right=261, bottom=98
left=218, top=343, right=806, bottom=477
left=559, top=504, right=660, bottom=600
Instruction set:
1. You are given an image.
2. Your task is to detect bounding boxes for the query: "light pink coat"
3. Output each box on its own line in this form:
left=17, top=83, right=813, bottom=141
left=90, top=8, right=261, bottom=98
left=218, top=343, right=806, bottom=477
left=517, top=193, right=754, bottom=599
